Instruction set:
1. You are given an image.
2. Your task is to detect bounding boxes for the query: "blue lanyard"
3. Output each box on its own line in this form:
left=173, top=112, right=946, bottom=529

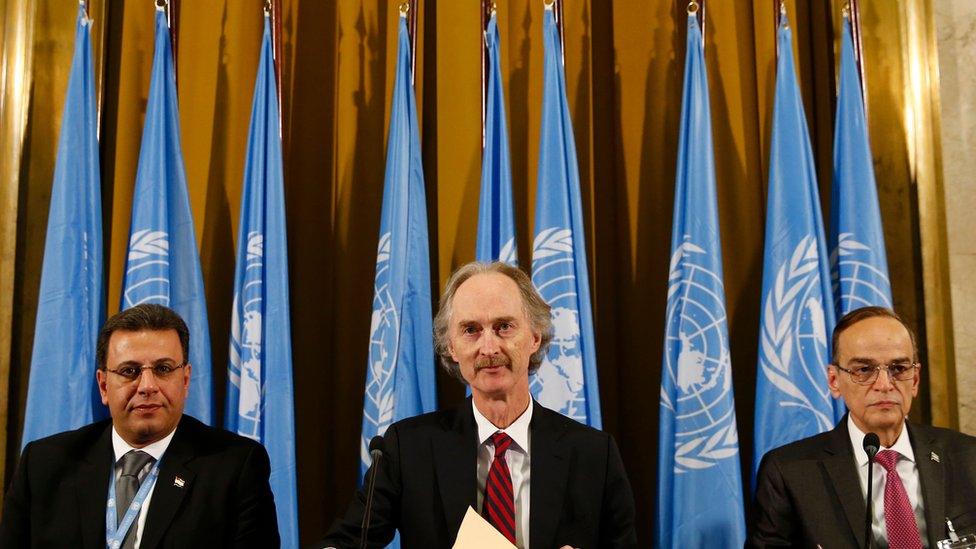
left=105, top=457, right=162, bottom=549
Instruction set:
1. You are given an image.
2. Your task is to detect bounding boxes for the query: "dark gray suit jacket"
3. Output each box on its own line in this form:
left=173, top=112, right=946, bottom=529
left=0, top=415, right=280, bottom=548
left=750, top=418, right=976, bottom=548
left=323, top=399, right=637, bottom=548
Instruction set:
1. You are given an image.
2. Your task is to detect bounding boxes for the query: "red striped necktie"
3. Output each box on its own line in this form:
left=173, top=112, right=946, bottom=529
left=483, top=432, right=517, bottom=545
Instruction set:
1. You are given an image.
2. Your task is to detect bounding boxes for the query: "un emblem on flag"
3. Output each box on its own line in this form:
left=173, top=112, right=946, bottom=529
left=123, top=229, right=170, bottom=307
left=362, top=232, right=398, bottom=467
left=230, top=232, right=265, bottom=440
left=531, top=227, right=587, bottom=422
left=830, top=232, right=892, bottom=312
left=661, top=239, right=739, bottom=472
left=759, top=236, right=833, bottom=432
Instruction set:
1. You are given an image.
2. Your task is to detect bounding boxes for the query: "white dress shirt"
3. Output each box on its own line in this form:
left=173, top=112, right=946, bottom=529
left=473, top=400, right=533, bottom=549
left=111, top=427, right=176, bottom=549
left=848, top=415, right=929, bottom=548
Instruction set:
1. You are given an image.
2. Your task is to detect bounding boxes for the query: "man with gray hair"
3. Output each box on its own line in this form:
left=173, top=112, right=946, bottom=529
left=323, top=261, right=636, bottom=548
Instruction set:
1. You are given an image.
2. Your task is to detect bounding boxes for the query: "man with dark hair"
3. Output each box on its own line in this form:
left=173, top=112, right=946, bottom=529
left=322, top=261, right=637, bottom=548
left=751, top=306, right=976, bottom=548
left=0, top=304, right=280, bottom=547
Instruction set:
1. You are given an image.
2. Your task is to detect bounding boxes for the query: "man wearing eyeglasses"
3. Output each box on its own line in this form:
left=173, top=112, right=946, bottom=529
left=0, top=304, right=280, bottom=547
left=750, top=306, right=976, bottom=548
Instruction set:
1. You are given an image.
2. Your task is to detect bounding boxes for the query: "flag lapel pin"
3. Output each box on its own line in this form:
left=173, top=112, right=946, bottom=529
left=174, top=476, right=185, bottom=488
left=930, top=452, right=940, bottom=463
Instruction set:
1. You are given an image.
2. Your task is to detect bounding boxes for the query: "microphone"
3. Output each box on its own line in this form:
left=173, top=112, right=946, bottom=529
left=862, top=432, right=880, bottom=549
left=360, top=436, right=384, bottom=549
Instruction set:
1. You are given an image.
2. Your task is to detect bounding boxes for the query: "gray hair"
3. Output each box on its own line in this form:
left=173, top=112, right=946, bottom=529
left=831, top=306, right=919, bottom=364
left=433, top=262, right=553, bottom=383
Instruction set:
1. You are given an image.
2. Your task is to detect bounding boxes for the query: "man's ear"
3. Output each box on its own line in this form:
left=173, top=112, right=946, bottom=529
left=182, top=363, right=192, bottom=392
left=96, top=369, right=109, bottom=406
left=911, top=362, right=921, bottom=397
left=826, top=364, right=842, bottom=398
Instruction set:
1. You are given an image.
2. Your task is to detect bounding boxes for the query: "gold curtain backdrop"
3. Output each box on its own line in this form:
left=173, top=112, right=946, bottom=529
left=1, top=0, right=952, bottom=544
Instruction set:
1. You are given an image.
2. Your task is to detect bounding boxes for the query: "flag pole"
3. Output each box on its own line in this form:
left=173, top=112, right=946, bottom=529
left=686, top=0, right=704, bottom=49
left=774, top=0, right=786, bottom=60
left=700, top=0, right=706, bottom=50
left=167, top=0, right=179, bottom=64
left=543, top=0, right=565, bottom=66
left=264, top=0, right=284, bottom=138
left=155, top=0, right=180, bottom=86
left=847, top=0, right=868, bottom=116
left=400, top=0, right=418, bottom=86
left=482, top=0, right=495, bottom=150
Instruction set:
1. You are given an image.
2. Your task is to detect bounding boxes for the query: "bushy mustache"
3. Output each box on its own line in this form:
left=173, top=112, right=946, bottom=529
left=475, top=355, right=511, bottom=370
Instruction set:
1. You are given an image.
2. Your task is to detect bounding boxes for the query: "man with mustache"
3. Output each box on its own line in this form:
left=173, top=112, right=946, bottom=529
left=0, top=304, right=279, bottom=547
left=322, top=261, right=637, bottom=548
left=750, top=306, right=976, bottom=548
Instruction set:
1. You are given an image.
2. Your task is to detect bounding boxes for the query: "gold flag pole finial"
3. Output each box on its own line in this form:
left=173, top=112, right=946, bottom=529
left=156, top=0, right=167, bottom=12
left=264, top=0, right=271, bottom=17
left=543, top=0, right=554, bottom=10
left=687, top=1, right=699, bottom=15
left=399, top=1, right=409, bottom=17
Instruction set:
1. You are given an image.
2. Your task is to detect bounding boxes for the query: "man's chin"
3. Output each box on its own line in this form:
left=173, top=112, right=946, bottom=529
left=864, top=409, right=906, bottom=430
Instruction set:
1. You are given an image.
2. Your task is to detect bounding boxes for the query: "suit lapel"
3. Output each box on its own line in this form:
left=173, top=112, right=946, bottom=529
left=75, top=423, right=114, bottom=549
left=821, top=421, right=867, bottom=549
left=139, top=418, right=197, bottom=549
left=434, top=401, right=478, bottom=537
left=910, top=424, right=946, bottom=546
left=529, top=404, right=569, bottom=549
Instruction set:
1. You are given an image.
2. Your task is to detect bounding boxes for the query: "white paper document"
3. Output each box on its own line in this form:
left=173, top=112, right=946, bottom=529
left=453, top=506, right=517, bottom=549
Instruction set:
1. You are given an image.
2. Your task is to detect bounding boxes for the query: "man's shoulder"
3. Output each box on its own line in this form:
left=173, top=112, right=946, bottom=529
left=909, top=421, right=976, bottom=453
left=532, top=401, right=610, bottom=439
left=176, top=415, right=267, bottom=455
left=389, top=404, right=466, bottom=436
left=22, top=418, right=113, bottom=457
left=761, top=428, right=842, bottom=465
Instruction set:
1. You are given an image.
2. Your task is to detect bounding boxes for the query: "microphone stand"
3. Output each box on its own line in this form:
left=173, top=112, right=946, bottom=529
left=863, top=432, right=880, bottom=549
left=361, top=436, right=384, bottom=549
left=864, top=455, right=874, bottom=549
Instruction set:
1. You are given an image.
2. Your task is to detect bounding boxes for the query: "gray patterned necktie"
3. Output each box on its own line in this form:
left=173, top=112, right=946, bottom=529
left=116, top=450, right=155, bottom=549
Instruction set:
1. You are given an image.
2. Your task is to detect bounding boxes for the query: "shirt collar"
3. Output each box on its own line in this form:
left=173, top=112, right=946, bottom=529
left=111, top=423, right=177, bottom=463
left=472, top=398, right=533, bottom=454
left=848, top=414, right=915, bottom=467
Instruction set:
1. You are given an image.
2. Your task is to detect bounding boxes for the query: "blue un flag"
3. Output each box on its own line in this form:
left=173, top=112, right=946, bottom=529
left=830, top=16, right=892, bottom=316
left=530, top=5, right=601, bottom=428
left=656, top=12, right=746, bottom=547
left=477, top=10, right=517, bottom=266
left=753, top=13, right=839, bottom=483
left=22, top=5, right=105, bottom=447
left=225, top=14, right=298, bottom=548
left=361, top=12, right=437, bottom=509
left=121, top=6, right=213, bottom=424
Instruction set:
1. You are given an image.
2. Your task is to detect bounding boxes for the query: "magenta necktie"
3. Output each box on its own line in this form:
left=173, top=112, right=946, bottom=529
left=483, top=432, right=517, bottom=545
left=874, top=450, right=922, bottom=549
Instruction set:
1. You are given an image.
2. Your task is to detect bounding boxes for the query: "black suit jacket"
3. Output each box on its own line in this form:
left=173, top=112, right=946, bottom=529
left=0, top=415, right=280, bottom=548
left=323, top=399, right=637, bottom=548
left=750, top=418, right=976, bottom=548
